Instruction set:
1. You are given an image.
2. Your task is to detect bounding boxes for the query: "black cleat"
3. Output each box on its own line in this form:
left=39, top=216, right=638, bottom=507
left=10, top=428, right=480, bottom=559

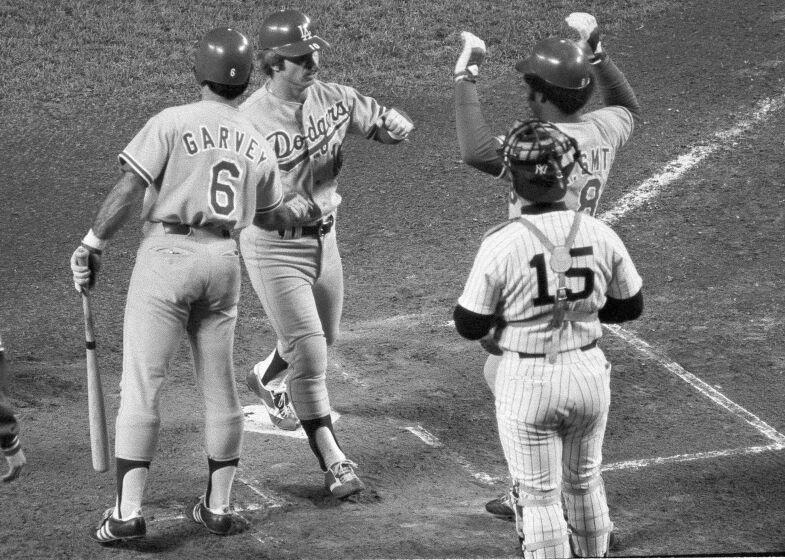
left=90, top=508, right=146, bottom=544
left=189, top=495, right=248, bottom=536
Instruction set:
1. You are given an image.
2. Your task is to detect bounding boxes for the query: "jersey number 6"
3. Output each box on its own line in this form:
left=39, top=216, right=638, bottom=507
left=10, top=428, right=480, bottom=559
left=209, top=160, right=240, bottom=216
left=530, top=246, right=594, bottom=306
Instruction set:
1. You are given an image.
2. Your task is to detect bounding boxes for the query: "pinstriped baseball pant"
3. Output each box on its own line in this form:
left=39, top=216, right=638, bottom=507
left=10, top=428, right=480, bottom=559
left=495, top=346, right=612, bottom=557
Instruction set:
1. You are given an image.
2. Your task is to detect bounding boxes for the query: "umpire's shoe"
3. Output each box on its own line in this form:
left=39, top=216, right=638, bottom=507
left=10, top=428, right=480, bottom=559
left=189, top=496, right=248, bottom=536
left=90, top=508, right=146, bottom=544
left=325, top=459, right=365, bottom=499
left=246, top=359, right=300, bottom=431
left=485, top=492, right=515, bottom=520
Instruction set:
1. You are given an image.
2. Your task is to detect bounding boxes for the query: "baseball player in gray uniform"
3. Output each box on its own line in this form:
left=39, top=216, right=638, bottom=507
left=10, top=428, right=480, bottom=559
left=239, top=9, right=414, bottom=499
left=454, top=119, right=643, bottom=558
left=0, top=332, right=26, bottom=482
left=454, top=13, right=641, bottom=523
left=70, top=27, right=313, bottom=544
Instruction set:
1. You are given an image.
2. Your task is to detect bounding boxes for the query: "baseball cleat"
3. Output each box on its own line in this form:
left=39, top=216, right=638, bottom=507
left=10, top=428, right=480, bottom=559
left=485, top=492, right=515, bottom=520
left=324, top=459, right=365, bottom=499
left=246, top=363, right=300, bottom=431
left=189, top=495, right=248, bottom=536
left=90, top=507, right=146, bottom=544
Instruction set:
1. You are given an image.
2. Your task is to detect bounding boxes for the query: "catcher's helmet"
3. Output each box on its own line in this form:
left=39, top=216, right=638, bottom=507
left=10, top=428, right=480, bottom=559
left=501, top=119, right=589, bottom=203
left=515, top=37, right=591, bottom=90
left=194, top=27, right=253, bottom=86
left=259, top=9, right=330, bottom=57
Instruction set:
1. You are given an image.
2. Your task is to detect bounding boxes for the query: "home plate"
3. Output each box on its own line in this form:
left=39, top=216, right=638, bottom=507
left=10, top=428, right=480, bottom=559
left=243, top=405, right=341, bottom=439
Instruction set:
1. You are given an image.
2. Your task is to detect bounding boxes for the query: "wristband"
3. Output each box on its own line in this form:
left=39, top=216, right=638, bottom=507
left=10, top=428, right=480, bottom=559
left=589, top=51, right=607, bottom=66
left=454, top=70, right=477, bottom=83
left=82, top=229, right=107, bottom=252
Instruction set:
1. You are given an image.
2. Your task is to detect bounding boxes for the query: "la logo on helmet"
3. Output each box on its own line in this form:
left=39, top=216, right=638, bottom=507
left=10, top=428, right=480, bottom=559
left=297, top=24, right=313, bottom=41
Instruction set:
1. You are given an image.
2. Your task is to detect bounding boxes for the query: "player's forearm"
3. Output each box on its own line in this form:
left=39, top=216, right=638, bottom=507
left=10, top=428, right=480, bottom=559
left=455, top=80, right=505, bottom=176
left=592, top=53, right=642, bottom=121
left=90, top=170, right=147, bottom=240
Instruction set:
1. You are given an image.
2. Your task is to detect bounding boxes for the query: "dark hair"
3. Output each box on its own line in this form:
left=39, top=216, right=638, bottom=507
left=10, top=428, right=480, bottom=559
left=259, top=50, right=284, bottom=77
left=203, top=80, right=249, bottom=100
left=524, top=74, right=595, bottom=115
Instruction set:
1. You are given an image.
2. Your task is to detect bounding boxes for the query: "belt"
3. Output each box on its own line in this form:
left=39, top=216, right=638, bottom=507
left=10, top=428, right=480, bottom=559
left=162, top=222, right=231, bottom=238
left=278, top=214, right=334, bottom=239
left=517, top=340, right=597, bottom=359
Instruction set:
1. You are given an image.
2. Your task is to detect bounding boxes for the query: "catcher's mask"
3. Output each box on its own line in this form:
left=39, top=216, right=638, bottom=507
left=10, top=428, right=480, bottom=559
left=500, top=119, right=590, bottom=203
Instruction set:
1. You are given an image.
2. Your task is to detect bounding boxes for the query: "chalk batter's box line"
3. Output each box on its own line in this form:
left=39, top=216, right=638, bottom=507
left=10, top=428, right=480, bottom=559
left=606, top=325, right=785, bottom=445
left=602, top=443, right=785, bottom=473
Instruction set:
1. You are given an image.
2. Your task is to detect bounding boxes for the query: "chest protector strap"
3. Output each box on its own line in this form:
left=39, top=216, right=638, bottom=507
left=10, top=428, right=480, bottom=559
left=517, top=211, right=585, bottom=363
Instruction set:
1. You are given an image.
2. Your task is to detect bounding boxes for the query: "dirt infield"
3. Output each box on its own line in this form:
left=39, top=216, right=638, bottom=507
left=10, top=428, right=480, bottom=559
left=2, top=0, right=785, bottom=558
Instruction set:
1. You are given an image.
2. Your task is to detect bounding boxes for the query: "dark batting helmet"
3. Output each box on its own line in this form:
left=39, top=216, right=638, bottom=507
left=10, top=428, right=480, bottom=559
left=258, top=9, right=330, bottom=57
left=501, top=119, right=590, bottom=203
left=515, top=37, right=591, bottom=90
left=194, top=27, right=253, bottom=86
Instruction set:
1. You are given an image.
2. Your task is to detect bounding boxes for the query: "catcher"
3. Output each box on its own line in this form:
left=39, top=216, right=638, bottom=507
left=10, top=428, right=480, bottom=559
left=454, top=118, right=643, bottom=557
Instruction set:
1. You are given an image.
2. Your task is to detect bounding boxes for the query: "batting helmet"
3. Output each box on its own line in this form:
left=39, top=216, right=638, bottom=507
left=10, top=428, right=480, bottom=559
left=258, top=9, right=330, bottom=57
left=501, top=119, right=589, bottom=203
left=194, top=27, right=253, bottom=86
left=515, top=37, right=591, bottom=90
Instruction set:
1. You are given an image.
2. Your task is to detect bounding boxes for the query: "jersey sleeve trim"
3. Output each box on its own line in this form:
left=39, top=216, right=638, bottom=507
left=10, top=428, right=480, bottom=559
left=118, top=151, right=153, bottom=186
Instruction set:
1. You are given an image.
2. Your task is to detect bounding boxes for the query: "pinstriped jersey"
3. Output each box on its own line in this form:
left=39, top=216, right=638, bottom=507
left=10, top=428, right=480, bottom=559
left=500, top=107, right=634, bottom=217
left=457, top=209, right=641, bottom=354
left=240, top=80, right=386, bottom=225
left=119, top=99, right=283, bottom=230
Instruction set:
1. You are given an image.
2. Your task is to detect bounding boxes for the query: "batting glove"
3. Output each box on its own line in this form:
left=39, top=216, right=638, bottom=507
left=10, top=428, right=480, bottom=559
left=379, top=108, right=414, bottom=141
left=2, top=440, right=26, bottom=483
left=70, top=244, right=102, bottom=292
left=454, top=31, right=486, bottom=82
left=277, top=192, right=323, bottom=226
left=565, top=12, right=603, bottom=55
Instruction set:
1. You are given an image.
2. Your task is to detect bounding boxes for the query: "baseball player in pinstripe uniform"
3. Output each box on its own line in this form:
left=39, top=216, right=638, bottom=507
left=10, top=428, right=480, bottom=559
left=70, top=27, right=313, bottom=544
left=454, top=119, right=643, bottom=558
left=0, top=332, right=26, bottom=482
left=454, top=12, right=641, bottom=523
left=239, top=10, right=414, bottom=499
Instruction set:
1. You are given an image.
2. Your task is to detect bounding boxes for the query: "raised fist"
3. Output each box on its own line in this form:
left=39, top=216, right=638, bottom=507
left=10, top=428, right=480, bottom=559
left=379, top=108, right=414, bottom=141
left=454, top=31, right=487, bottom=81
left=565, top=12, right=602, bottom=53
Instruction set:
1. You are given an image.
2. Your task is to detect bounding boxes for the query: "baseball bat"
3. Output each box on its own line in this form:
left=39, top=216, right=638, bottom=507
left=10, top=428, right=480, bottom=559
left=82, top=290, right=110, bottom=473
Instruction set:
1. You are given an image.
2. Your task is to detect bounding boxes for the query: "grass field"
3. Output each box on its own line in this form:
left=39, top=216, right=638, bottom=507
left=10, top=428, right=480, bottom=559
left=2, top=0, right=785, bottom=558
left=1, top=0, right=675, bottom=105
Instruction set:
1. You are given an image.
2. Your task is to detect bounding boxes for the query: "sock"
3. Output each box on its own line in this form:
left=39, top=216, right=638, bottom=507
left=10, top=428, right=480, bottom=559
left=206, top=457, right=239, bottom=510
left=115, top=458, right=150, bottom=519
left=301, top=416, right=344, bottom=471
left=261, top=347, right=289, bottom=386
left=316, top=426, right=346, bottom=470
